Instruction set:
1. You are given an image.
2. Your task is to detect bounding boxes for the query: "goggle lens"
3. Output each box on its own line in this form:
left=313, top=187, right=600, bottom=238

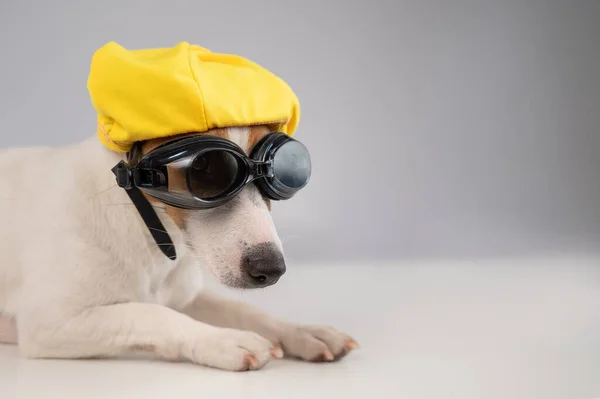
left=272, top=140, right=311, bottom=189
left=189, top=150, right=244, bottom=200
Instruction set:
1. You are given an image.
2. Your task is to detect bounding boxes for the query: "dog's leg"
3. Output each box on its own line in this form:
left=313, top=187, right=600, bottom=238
left=18, top=302, right=279, bottom=371
left=181, top=291, right=359, bottom=362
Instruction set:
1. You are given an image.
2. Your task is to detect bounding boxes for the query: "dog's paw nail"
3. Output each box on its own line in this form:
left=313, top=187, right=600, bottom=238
left=345, top=339, right=360, bottom=351
left=270, top=345, right=284, bottom=359
left=245, top=354, right=258, bottom=369
left=323, top=350, right=334, bottom=361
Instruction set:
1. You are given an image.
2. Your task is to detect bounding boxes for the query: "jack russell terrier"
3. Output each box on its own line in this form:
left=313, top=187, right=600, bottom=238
left=0, top=42, right=358, bottom=371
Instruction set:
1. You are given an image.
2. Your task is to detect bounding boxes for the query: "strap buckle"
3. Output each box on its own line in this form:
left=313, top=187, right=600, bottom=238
left=111, top=161, right=165, bottom=190
left=251, top=160, right=274, bottom=179
left=111, top=160, right=133, bottom=190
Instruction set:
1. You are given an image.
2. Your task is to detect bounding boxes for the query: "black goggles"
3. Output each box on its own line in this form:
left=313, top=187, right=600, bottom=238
left=112, top=132, right=312, bottom=210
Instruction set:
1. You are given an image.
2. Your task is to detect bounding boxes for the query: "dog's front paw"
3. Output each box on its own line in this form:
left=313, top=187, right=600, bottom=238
left=188, top=327, right=282, bottom=371
left=279, top=325, right=359, bottom=362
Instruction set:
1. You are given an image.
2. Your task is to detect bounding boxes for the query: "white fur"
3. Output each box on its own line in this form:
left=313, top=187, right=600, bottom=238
left=0, top=128, right=357, bottom=370
left=228, top=127, right=250, bottom=153
left=188, top=127, right=283, bottom=286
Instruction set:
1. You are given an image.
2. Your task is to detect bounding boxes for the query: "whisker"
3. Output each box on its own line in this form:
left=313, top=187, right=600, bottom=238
left=147, top=226, right=170, bottom=234
left=280, top=235, right=298, bottom=239
left=98, top=203, right=167, bottom=213
left=87, top=183, right=118, bottom=199
left=185, top=241, right=199, bottom=252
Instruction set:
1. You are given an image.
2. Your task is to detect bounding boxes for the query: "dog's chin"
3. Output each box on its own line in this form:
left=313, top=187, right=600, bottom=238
left=218, top=273, right=280, bottom=290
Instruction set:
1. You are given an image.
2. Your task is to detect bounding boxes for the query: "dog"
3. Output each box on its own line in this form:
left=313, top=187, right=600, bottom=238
left=0, top=125, right=358, bottom=371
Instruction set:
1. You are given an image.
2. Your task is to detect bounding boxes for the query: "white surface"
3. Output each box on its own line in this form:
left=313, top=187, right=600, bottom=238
left=1, top=256, right=599, bottom=399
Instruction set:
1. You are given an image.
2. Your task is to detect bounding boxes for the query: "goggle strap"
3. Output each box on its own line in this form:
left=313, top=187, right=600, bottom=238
left=124, top=185, right=177, bottom=260
left=112, top=161, right=177, bottom=261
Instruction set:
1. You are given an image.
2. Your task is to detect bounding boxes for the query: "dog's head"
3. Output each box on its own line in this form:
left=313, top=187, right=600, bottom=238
left=139, top=125, right=286, bottom=289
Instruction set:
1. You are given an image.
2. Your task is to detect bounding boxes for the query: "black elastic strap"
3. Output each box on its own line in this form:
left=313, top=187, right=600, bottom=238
left=112, top=159, right=177, bottom=261
left=124, top=186, right=177, bottom=260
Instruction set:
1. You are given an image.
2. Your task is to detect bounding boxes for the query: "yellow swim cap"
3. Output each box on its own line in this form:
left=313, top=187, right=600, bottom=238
left=87, top=41, right=300, bottom=152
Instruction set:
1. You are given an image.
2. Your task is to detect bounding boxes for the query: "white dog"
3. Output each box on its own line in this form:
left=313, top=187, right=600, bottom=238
left=0, top=125, right=358, bottom=371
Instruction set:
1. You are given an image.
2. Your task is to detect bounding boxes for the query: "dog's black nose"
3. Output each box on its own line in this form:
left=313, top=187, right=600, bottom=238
left=241, top=243, right=286, bottom=287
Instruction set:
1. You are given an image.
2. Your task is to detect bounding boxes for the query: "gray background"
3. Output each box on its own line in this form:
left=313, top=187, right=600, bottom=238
left=1, top=0, right=599, bottom=262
